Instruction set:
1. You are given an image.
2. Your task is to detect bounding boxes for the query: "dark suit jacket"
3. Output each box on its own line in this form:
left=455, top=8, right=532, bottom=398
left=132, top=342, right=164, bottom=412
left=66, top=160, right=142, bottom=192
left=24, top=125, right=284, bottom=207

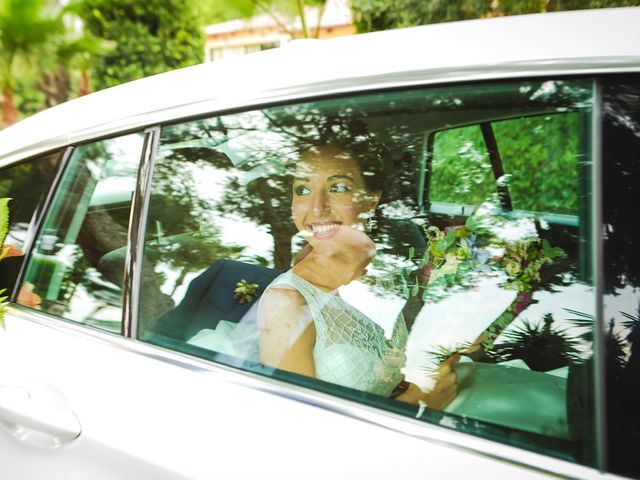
left=154, top=259, right=284, bottom=342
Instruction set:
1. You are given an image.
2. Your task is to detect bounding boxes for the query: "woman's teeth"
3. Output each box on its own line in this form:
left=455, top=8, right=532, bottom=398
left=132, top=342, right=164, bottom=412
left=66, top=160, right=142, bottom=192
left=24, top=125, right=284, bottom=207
left=312, top=223, right=339, bottom=233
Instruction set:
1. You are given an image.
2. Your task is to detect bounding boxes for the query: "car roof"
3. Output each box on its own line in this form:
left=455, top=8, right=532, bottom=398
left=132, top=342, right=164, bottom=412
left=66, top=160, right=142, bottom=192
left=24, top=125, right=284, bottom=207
left=1, top=7, right=639, bottom=167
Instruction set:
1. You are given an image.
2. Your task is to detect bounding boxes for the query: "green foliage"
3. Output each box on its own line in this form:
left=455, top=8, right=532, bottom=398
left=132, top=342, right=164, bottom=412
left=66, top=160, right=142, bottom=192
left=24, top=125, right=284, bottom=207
left=431, top=114, right=580, bottom=215
left=0, top=0, right=115, bottom=123
left=14, top=81, right=46, bottom=117
left=211, top=0, right=328, bottom=38
left=0, top=0, right=62, bottom=85
left=0, top=197, right=9, bottom=251
left=352, top=0, right=640, bottom=32
left=75, top=0, right=203, bottom=90
left=0, top=0, right=64, bottom=124
left=352, top=0, right=492, bottom=32
left=0, top=197, right=9, bottom=328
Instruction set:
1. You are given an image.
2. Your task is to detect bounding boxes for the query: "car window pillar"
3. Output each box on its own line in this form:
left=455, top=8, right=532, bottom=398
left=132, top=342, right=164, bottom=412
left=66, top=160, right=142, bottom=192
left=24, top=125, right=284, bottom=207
left=122, top=126, right=160, bottom=338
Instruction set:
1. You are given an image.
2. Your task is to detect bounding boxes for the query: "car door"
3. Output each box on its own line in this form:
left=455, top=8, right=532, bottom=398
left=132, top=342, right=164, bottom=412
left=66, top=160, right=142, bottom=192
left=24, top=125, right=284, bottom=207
left=0, top=129, right=563, bottom=480
left=1, top=75, right=637, bottom=479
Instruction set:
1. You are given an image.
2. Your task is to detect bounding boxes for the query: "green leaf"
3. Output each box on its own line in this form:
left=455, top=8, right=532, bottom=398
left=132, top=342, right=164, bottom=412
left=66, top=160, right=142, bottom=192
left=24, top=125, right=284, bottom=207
left=465, top=215, right=481, bottom=232
left=444, top=229, right=456, bottom=248
left=419, top=250, right=430, bottom=268
left=408, top=246, right=415, bottom=260
left=411, top=282, right=420, bottom=297
left=436, top=239, right=448, bottom=253
left=0, top=198, right=10, bottom=247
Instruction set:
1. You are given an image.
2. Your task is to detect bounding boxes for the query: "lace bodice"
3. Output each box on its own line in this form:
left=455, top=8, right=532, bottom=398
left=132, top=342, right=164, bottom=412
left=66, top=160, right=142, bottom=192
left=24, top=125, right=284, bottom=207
left=265, top=271, right=408, bottom=397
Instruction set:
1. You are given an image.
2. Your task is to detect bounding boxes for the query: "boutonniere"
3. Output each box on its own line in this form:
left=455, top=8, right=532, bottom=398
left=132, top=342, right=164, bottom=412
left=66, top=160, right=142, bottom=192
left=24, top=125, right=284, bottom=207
left=234, top=279, right=259, bottom=304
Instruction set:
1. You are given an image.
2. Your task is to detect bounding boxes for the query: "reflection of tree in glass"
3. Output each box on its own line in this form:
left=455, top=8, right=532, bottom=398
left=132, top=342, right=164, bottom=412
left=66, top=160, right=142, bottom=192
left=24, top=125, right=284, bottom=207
left=139, top=141, right=249, bottom=327
left=145, top=229, right=244, bottom=297
left=487, top=313, right=580, bottom=372
left=603, top=82, right=640, bottom=292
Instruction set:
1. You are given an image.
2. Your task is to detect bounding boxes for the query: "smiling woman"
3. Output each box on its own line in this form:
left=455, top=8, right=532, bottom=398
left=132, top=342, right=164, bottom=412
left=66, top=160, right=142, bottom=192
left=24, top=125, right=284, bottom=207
left=258, top=134, right=459, bottom=407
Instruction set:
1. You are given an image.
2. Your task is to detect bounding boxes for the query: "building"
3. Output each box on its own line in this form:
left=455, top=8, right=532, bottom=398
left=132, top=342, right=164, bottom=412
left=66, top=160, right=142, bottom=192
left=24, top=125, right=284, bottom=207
left=203, top=0, right=355, bottom=62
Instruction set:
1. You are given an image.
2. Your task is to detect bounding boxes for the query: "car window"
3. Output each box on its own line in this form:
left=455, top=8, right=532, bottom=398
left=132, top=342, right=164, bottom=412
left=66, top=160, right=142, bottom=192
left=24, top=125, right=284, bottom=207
left=602, top=75, right=640, bottom=479
left=17, top=134, right=145, bottom=332
left=136, top=80, right=595, bottom=464
left=432, top=113, right=581, bottom=215
left=0, top=152, right=62, bottom=295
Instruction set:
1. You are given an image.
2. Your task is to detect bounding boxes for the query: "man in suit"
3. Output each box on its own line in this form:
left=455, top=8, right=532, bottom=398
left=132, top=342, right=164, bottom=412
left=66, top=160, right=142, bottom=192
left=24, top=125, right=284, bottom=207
left=154, top=259, right=284, bottom=342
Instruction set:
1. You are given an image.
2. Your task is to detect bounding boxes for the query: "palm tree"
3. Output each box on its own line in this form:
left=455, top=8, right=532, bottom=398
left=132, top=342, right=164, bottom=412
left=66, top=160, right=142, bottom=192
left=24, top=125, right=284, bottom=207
left=0, top=0, right=63, bottom=126
left=54, top=34, right=115, bottom=98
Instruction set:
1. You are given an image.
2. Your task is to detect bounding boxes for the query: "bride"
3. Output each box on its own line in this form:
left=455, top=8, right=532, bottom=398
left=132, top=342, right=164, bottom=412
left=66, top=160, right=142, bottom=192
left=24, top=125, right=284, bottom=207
left=188, top=125, right=567, bottom=429
left=257, top=142, right=458, bottom=408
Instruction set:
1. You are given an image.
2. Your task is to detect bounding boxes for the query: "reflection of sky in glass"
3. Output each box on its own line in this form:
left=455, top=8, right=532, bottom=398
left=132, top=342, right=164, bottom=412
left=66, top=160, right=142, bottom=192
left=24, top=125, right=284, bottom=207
left=189, top=163, right=273, bottom=260
left=341, top=273, right=595, bottom=390
left=605, top=286, right=640, bottom=358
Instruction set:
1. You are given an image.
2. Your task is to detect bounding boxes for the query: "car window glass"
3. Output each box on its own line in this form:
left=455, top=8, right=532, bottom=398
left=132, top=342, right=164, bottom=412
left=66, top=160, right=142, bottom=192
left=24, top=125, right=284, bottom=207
left=18, top=134, right=144, bottom=332
left=0, top=152, right=61, bottom=295
left=432, top=114, right=582, bottom=216
left=431, top=125, right=494, bottom=207
left=602, top=75, right=640, bottom=479
left=137, top=80, right=595, bottom=464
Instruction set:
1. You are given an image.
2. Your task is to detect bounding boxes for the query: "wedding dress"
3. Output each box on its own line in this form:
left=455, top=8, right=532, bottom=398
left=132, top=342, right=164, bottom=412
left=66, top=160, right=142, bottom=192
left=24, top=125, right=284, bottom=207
left=187, top=270, right=569, bottom=438
left=188, top=270, right=408, bottom=397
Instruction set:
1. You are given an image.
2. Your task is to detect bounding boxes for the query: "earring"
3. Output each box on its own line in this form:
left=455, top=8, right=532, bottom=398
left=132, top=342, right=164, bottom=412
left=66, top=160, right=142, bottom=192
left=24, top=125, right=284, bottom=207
left=365, top=211, right=376, bottom=232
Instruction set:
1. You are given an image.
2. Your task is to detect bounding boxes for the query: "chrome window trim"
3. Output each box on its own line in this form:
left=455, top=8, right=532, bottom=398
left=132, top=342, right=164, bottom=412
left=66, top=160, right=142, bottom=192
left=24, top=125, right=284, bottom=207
left=5, top=304, right=611, bottom=480
left=592, top=79, right=608, bottom=471
left=122, top=127, right=160, bottom=338
left=9, top=146, right=74, bottom=302
left=0, top=63, right=639, bottom=169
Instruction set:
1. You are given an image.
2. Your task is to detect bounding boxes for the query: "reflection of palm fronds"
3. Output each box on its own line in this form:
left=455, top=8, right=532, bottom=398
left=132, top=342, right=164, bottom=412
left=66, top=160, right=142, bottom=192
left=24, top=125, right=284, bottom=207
left=488, top=314, right=580, bottom=372
left=606, top=318, right=629, bottom=374
left=621, top=300, right=640, bottom=345
left=422, top=342, right=471, bottom=375
left=565, top=307, right=633, bottom=371
left=564, top=307, right=595, bottom=342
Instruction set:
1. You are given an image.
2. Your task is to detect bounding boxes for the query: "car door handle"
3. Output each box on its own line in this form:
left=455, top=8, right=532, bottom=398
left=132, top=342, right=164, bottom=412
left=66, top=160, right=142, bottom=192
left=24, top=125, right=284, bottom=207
left=0, top=388, right=81, bottom=440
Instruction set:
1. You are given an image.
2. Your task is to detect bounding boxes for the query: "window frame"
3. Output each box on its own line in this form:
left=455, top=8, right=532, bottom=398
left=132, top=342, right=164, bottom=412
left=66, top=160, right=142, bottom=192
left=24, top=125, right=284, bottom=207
left=11, top=129, right=150, bottom=334
left=129, top=76, right=606, bottom=469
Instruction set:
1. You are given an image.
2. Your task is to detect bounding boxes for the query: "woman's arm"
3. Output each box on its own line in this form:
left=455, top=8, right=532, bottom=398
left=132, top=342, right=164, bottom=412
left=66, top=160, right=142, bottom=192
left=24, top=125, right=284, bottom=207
left=258, top=287, right=316, bottom=377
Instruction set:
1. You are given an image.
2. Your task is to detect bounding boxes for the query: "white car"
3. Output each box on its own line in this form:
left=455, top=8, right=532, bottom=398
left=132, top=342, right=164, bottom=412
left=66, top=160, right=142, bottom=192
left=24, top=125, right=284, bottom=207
left=1, top=7, right=639, bottom=479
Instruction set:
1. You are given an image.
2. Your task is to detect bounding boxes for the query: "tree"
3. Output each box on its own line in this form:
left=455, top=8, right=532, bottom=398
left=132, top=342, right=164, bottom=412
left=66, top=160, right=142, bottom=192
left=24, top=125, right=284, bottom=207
left=352, top=0, right=640, bottom=32
left=0, top=0, right=63, bottom=126
left=43, top=34, right=115, bottom=104
left=214, top=0, right=329, bottom=39
left=74, top=0, right=203, bottom=91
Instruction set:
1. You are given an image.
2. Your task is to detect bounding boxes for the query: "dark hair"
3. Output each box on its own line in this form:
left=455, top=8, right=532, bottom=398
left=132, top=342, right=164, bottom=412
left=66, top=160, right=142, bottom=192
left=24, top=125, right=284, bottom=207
left=297, top=115, right=392, bottom=199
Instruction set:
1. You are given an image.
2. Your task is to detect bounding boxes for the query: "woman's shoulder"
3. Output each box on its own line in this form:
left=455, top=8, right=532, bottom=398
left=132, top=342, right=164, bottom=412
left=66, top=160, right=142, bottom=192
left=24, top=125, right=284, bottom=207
left=261, top=285, right=307, bottom=308
left=259, top=272, right=309, bottom=324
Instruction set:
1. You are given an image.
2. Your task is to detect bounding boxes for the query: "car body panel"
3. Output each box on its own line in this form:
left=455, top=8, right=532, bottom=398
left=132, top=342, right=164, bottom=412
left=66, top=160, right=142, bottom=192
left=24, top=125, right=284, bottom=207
left=0, top=306, right=609, bottom=479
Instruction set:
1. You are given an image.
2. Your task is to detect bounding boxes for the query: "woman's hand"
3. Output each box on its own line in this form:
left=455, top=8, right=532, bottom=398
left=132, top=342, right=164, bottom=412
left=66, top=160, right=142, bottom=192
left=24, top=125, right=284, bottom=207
left=396, top=353, right=460, bottom=410
left=294, top=225, right=375, bottom=291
